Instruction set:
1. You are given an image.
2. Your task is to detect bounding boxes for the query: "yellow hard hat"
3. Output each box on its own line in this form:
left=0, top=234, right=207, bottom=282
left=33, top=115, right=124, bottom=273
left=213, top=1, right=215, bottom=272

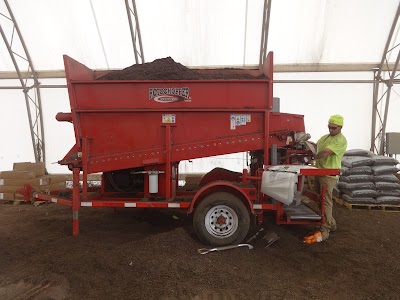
left=328, top=115, right=344, bottom=126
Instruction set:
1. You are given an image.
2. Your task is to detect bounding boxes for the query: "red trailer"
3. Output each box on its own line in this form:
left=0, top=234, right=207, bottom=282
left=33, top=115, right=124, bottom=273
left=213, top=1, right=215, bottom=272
left=21, top=52, right=338, bottom=246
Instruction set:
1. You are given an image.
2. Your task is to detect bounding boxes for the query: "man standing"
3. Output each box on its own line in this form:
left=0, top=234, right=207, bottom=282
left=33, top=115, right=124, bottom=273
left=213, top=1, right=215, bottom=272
left=304, top=115, right=347, bottom=244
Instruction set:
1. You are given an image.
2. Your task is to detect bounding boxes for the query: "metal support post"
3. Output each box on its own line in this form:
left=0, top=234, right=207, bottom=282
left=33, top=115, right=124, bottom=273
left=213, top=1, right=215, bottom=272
left=82, top=138, right=89, bottom=200
left=165, top=125, right=172, bottom=199
left=72, top=168, right=81, bottom=236
left=370, top=2, right=400, bottom=154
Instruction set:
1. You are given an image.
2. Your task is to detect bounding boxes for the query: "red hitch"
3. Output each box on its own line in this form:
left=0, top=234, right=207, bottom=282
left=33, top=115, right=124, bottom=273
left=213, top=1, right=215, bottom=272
left=17, top=184, right=35, bottom=203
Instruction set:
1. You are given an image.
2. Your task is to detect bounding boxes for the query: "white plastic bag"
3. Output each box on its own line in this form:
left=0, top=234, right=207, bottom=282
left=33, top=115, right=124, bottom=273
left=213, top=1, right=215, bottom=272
left=260, top=165, right=312, bottom=205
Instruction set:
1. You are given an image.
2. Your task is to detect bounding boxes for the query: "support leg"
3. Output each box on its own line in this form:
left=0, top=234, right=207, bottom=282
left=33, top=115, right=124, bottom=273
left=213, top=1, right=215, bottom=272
left=72, top=167, right=80, bottom=236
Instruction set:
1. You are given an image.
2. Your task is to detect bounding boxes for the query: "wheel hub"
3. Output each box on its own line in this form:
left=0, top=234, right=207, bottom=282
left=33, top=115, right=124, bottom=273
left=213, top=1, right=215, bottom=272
left=204, top=205, right=238, bottom=239
left=216, top=215, right=226, bottom=225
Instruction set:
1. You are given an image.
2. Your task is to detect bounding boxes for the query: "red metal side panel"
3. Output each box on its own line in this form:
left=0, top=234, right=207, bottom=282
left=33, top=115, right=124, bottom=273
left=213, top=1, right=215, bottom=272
left=71, top=80, right=271, bottom=109
left=79, top=112, right=264, bottom=156
left=61, top=54, right=306, bottom=174
left=82, top=111, right=266, bottom=173
left=81, top=111, right=305, bottom=174
left=63, top=55, right=97, bottom=145
left=63, top=55, right=95, bottom=81
left=269, top=113, right=305, bottom=132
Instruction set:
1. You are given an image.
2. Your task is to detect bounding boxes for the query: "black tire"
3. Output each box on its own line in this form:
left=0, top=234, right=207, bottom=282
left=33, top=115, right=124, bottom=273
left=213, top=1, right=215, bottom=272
left=193, top=192, right=250, bottom=246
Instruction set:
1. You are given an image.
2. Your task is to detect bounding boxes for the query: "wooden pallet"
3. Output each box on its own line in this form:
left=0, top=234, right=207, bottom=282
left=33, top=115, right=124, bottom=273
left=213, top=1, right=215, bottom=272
left=334, top=196, right=400, bottom=212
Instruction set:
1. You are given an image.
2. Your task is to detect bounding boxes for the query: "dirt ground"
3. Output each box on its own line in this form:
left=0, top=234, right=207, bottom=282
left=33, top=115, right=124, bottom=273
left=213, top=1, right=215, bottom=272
left=0, top=201, right=399, bottom=300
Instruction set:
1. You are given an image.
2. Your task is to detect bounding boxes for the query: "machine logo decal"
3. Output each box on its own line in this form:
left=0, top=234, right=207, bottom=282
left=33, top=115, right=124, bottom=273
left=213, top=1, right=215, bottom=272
left=149, top=87, right=192, bottom=103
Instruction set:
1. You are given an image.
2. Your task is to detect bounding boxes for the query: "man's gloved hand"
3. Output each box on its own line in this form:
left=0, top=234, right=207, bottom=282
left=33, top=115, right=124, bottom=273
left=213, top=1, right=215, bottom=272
left=303, top=231, right=322, bottom=244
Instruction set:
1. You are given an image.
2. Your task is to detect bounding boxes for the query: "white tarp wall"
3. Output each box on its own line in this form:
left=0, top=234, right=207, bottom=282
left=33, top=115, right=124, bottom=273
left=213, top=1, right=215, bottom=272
left=1, top=0, right=400, bottom=173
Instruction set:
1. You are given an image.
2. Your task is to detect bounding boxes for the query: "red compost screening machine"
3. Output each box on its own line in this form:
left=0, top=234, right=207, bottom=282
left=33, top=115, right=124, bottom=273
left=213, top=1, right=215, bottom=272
left=26, top=52, right=339, bottom=246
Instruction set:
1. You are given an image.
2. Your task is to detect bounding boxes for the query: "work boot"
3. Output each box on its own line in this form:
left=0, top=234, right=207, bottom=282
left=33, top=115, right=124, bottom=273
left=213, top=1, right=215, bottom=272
left=331, top=225, right=337, bottom=232
left=303, top=231, right=323, bottom=244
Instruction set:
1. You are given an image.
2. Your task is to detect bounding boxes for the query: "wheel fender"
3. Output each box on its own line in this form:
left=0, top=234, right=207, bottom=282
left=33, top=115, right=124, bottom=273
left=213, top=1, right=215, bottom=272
left=188, top=181, right=254, bottom=214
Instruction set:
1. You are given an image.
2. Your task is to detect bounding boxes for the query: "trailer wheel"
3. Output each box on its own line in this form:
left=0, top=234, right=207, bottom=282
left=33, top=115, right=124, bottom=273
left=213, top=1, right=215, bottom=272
left=193, top=192, right=250, bottom=246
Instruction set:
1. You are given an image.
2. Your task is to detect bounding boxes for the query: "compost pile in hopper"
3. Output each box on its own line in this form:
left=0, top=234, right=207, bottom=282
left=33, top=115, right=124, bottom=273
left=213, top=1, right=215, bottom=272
left=97, top=57, right=265, bottom=80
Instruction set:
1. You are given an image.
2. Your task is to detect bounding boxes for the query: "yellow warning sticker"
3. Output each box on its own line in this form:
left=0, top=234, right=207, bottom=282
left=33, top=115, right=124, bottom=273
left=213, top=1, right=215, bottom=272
left=162, top=114, right=176, bottom=123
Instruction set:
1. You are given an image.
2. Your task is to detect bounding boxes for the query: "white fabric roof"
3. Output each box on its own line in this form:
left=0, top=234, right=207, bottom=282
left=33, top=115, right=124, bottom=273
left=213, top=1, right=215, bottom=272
left=1, top=0, right=400, bottom=71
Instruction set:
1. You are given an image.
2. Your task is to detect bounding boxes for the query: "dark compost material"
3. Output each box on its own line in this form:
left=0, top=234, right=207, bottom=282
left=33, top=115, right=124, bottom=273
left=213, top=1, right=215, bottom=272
left=98, top=57, right=265, bottom=80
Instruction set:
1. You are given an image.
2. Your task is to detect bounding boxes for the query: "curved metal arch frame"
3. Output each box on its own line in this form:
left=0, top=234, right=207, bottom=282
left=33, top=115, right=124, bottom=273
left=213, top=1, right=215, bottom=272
left=371, top=2, right=400, bottom=155
left=259, top=0, right=272, bottom=70
left=0, top=0, right=45, bottom=163
left=124, top=0, right=145, bottom=64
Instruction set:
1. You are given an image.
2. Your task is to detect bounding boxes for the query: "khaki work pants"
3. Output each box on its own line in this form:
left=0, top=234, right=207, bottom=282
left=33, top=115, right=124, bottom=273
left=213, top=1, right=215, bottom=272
left=314, top=176, right=338, bottom=240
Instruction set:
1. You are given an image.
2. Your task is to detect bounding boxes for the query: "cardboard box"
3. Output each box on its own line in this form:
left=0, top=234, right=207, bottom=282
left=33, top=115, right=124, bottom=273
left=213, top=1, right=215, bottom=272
left=0, top=175, right=67, bottom=187
left=0, top=186, right=23, bottom=193
left=0, top=171, right=36, bottom=180
left=0, top=177, right=50, bottom=186
left=0, top=192, right=15, bottom=200
left=39, top=175, right=67, bottom=184
left=13, top=162, right=46, bottom=177
left=32, top=182, right=66, bottom=191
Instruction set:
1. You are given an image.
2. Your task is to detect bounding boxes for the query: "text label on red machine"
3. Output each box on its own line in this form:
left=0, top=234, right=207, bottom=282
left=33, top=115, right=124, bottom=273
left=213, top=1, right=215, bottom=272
left=149, top=87, right=192, bottom=103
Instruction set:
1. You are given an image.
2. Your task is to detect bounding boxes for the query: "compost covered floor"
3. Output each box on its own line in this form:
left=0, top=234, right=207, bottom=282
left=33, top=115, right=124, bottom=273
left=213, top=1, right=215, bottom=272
left=0, top=202, right=399, bottom=300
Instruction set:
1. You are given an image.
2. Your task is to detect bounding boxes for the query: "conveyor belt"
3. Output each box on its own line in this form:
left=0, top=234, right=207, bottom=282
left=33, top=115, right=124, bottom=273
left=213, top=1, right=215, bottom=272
left=284, top=203, right=321, bottom=220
